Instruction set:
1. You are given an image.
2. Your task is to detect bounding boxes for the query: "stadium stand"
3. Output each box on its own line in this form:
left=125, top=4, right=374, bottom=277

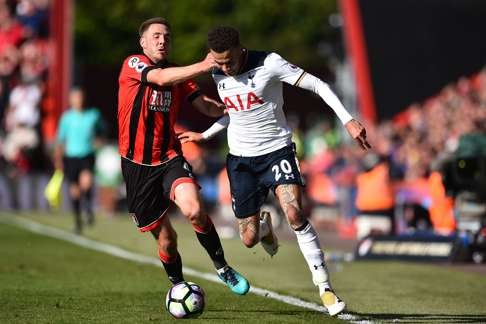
left=0, top=0, right=50, bottom=210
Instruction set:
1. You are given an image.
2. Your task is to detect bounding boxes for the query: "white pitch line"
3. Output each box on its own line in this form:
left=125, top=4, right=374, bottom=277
left=0, top=216, right=372, bottom=323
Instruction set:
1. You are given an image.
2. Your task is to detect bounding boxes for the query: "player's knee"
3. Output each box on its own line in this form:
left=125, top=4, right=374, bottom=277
left=185, top=204, right=205, bottom=226
left=69, top=185, right=81, bottom=199
left=286, top=206, right=306, bottom=229
left=79, top=171, right=93, bottom=189
left=182, top=203, right=204, bottom=225
left=240, top=232, right=259, bottom=248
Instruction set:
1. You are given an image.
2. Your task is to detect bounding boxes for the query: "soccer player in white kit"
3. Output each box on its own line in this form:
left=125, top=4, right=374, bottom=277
left=179, top=26, right=371, bottom=316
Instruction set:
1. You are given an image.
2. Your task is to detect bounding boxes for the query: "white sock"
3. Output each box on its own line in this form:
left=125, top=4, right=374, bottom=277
left=294, top=221, right=330, bottom=290
left=216, top=265, right=229, bottom=275
left=317, top=282, right=332, bottom=296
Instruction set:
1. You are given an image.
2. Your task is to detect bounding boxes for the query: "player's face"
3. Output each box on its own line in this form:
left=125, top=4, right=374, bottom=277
left=211, top=46, right=243, bottom=76
left=140, top=23, right=171, bottom=63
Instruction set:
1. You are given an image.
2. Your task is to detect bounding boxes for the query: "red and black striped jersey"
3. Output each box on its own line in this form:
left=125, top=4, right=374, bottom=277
left=118, top=54, right=200, bottom=165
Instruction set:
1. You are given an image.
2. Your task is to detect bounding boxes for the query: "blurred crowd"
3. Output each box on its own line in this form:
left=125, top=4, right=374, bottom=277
left=0, top=0, right=484, bottom=241
left=0, top=0, right=50, bottom=209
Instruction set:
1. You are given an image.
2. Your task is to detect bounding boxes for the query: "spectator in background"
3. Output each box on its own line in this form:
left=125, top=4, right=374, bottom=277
left=16, top=0, right=49, bottom=38
left=55, top=87, right=104, bottom=234
left=354, top=153, right=395, bottom=239
left=0, top=3, right=25, bottom=55
left=0, top=0, right=49, bottom=212
left=0, top=45, right=19, bottom=125
left=2, top=71, right=41, bottom=170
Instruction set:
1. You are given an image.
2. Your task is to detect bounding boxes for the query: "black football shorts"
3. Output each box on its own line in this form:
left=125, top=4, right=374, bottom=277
left=121, top=155, right=198, bottom=232
left=63, top=154, right=95, bottom=183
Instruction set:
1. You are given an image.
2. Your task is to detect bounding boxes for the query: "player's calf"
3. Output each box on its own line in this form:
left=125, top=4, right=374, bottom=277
left=238, top=216, right=260, bottom=248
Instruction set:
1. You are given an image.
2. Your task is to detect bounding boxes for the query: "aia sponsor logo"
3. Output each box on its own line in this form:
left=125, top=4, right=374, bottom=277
left=223, top=91, right=264, bottom=111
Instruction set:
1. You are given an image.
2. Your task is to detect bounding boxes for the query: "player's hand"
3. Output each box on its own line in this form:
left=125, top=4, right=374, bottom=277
left=200, top=52, right=218, bottom=72
left=178, top=131, right=204, bottom=144
left=345, top=119, right=371, bottom=150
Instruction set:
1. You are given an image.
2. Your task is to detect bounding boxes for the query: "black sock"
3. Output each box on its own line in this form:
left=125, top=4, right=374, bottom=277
left=161, top=252, right=184, bottom=284
left=71, top=198, right=82, bottom=231
left=72, top=198, right=80, bottom=215
left=82, top=189, right=94, bottom=216
left=195, top=223, right=227, bottom=270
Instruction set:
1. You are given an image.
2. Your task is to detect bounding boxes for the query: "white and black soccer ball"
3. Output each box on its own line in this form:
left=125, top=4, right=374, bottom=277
left=165, top=281, right=205, bottom=319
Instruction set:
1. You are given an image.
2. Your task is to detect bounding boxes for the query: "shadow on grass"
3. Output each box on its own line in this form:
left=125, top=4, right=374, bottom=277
left=354, top=312, right=486, bottom=323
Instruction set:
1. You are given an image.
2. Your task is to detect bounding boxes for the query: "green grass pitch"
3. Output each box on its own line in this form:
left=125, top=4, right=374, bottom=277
left=1, top=212, right=485, bottom=323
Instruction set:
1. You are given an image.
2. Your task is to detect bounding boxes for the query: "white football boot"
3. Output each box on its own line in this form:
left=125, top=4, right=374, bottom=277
left=259, top=211, right=279, bottom=257
left=321, top=288, right=346, bottom=316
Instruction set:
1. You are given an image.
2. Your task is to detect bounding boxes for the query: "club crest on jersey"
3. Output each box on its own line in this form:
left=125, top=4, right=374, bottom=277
left=223, top=91, right=264, bottom=112
left=148, top=89, right=172, bottom=112
left=248, top=73, right=256, bottom=87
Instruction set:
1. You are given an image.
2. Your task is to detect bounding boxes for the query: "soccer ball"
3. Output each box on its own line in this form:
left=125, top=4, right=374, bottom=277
left=165, top=281, right=205, bottom=319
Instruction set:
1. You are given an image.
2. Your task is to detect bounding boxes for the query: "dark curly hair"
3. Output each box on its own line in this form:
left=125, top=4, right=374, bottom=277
left=207, top=26, right=240, bottom=53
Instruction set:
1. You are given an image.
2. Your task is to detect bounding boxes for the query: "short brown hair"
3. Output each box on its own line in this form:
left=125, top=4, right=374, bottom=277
left=138, top=17, right=171, bottom=37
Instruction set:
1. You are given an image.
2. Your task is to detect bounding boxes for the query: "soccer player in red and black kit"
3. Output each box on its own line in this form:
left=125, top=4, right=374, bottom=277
left=118, top=17, right=249, bottom=295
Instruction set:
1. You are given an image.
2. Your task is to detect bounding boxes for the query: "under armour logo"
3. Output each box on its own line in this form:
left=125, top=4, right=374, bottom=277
left=218, top=82, right=225, bottom=90
left=313, top=262, right=325, bottom=270
left=284, top=174, right=295, bottom=180
left=215, top=248, right=223, bottom=256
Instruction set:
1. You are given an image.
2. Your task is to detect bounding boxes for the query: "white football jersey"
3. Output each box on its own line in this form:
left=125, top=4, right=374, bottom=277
left=212, top=50, right=305, bottom=156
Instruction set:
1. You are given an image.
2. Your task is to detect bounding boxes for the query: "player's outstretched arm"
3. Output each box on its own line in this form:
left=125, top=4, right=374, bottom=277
left=178, top=115, right=229, bottom=144
left=192, top=95, right=226, bottom=117
left=147, top=53, right=217, bottom=86
left=344, top=119, right=371, bottom=150
left=297, top=73, right=371, bottom=150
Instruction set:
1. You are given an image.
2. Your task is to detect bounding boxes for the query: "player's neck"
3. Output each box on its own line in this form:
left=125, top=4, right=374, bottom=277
left=143, top=52, right=168, bottom=66
left=235, top=48, right=248, bottom=75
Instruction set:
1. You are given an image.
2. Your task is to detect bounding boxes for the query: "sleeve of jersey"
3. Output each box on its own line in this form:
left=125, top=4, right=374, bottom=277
left=297, top=73, right=353, bottom=125
left=265, top=52, right=306, bottom=85
left=122, top=55, right=155, bottom=84
left=182, top=79, right=201, bottom=102
left=202, top=115, right=229, bottom=140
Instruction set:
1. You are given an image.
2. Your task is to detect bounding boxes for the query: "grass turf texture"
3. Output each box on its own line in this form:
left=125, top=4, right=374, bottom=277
left=2, top=212, right=486, bottom=323
left=0, top=216, right=342, bottom=324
